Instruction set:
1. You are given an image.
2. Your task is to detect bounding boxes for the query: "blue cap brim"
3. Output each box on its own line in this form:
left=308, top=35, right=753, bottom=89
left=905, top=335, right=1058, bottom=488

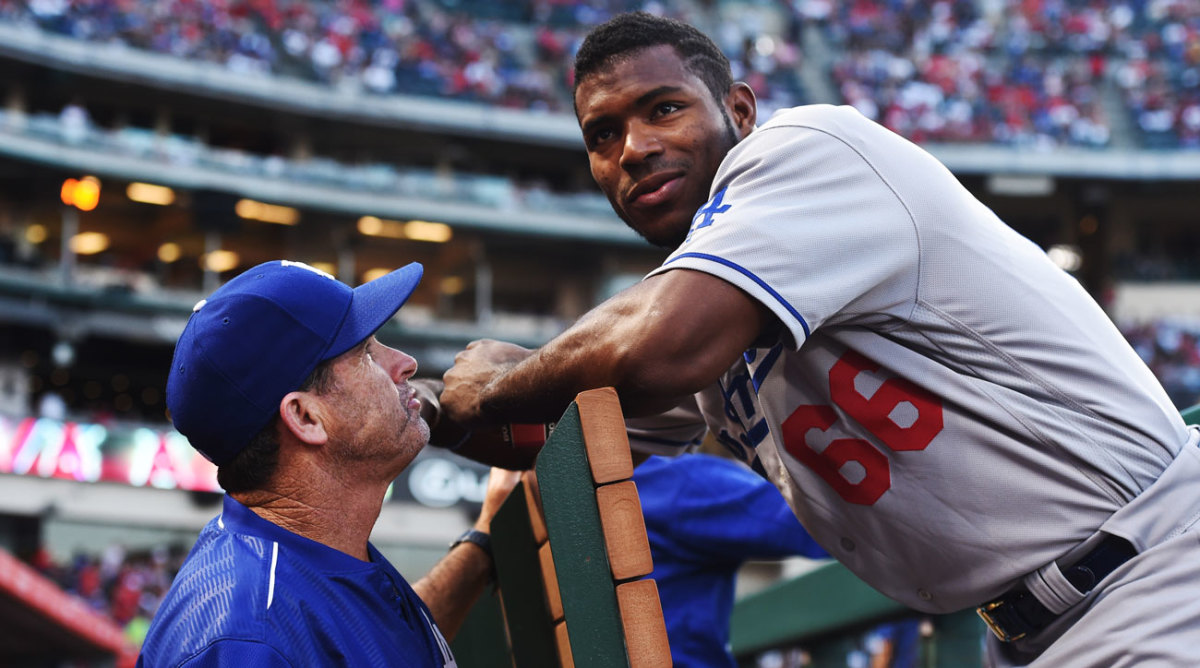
left=326, top=262, right=424, bottom=360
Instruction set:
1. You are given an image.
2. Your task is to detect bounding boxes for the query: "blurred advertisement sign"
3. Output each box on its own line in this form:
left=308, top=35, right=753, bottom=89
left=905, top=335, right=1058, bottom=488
left=0, top=414, right=492, bottom=510
left=0, top=414, right=220, bottom=492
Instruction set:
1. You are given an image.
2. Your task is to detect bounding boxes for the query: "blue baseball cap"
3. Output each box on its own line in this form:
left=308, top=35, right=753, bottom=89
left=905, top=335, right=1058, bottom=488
left=166, top=260, right=424, bottom=466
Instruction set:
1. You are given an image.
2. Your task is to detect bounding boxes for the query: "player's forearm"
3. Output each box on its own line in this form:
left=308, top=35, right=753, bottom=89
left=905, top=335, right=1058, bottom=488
left=478, top=306, right=698, bottom=424
left=412, top=542, right=492, bottom=641
left=445, top=270, right=764, bottom=427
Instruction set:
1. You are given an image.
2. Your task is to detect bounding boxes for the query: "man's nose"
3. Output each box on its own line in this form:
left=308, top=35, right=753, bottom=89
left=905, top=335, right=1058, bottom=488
left=382, top=346, right=418, bottom=382
left=619, top=121, right=662, bottom=169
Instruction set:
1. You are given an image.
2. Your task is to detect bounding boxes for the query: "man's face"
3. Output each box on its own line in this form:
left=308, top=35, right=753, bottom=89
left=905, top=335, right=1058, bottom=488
left=321, top=337, right=428, bottom=476
left=576, top=45, right=746, bottom=249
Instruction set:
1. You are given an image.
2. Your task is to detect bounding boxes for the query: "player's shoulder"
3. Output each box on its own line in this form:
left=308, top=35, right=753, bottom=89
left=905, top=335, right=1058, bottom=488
left=170, top=520, right=275, bottom=601
left=726, top=103, right=932, bottom=186
left=756, top=104, right=878, bottom=135
left=141, top=523, right=278, bottom=664
left=724, top=104, right=897, bottom=172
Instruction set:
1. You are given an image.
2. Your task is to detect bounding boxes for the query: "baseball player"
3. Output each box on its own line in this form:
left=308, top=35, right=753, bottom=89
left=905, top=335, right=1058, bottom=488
left=139, top=261, right=518, bottom=667
left=441, top=12, right=1200, bottom=667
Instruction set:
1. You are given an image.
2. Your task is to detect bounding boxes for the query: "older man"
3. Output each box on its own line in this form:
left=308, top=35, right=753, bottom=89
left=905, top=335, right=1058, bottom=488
left=139, top=260, right=515, bottom=667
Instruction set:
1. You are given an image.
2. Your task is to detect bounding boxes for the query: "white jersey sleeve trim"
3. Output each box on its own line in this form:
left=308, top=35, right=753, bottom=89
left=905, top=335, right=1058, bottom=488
left=662, top=251, right=811, bottom=347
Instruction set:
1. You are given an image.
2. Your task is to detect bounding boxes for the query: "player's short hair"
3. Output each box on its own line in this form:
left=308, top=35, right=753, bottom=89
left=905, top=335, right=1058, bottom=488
left=217, top=360, right=336, bottom=493
left=573, top=11, right=733, bottom=110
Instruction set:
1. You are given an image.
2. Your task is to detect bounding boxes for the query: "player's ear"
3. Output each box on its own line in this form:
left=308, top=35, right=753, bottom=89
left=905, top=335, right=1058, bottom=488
left=726, top=82, right=757, bottom=139
left=278, top=390, right=330, bottom=447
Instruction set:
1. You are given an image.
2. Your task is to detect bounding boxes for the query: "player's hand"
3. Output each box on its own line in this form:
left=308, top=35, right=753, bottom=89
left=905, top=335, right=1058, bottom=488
left=410, top=377, right=444, bottom=428
left=441, top=339, right=533, bottom=427
left=473, top=467, right=522, bottom=532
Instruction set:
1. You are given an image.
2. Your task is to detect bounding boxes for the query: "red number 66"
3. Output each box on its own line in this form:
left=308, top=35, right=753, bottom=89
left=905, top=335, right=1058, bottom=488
left=781, top=351, right=943, bottom=505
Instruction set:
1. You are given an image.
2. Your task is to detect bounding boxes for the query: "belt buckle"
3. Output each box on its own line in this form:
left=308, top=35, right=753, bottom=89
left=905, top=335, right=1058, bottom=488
left=977, top=600, right=1027, bottom=643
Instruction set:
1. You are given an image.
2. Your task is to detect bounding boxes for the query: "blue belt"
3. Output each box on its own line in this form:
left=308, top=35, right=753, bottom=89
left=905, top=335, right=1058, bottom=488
left=977, top=534, right=1137, bottom=642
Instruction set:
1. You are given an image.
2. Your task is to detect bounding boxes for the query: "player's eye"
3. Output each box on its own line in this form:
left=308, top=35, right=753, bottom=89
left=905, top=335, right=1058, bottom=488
left=588, top=127, right=615, bottom=148
left=652, top=102, right=682, bottom=118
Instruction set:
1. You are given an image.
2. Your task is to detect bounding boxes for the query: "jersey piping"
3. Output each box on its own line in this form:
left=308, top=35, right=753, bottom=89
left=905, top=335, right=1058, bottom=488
left=665, top=252, right=811, bottom=338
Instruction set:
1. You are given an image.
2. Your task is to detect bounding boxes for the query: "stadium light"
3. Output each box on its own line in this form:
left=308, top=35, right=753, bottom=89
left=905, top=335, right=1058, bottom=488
left=441, top=276, right=465, bottom=295
left=357, top=215, right=452, bottom=243
left=235, top=199, right=300, bottom=225
left=25, top=224, right=47, bottom=244
left=1047, top=244, right=1083, bottom=272
left=202, top=249, right=240, bottom=273
left=357, top=215, right=405, bottom=239
left=405, top=220, right=453, bottom=243
left=127, top=182, right=176, bottom=206
left=69, top=231, right=110, bottom=255
left=310, top=262, right=337, bottom=276
left=362, top=267, right=392, bottom=283
left=61, top=176, right=101, bottom=212
left=157, top=242, right=181, bottom=263
left=1079, top=215, right=1099, bottom=236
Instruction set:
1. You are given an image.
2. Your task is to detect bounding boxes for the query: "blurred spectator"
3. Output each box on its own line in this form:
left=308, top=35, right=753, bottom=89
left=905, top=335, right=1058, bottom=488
left=29, top=542, right=186, bottom=648
left=38, top=391, right=66, bottom=421
left=864, top=618, right=922, bottom=668
left=58, top=100, right=91, bottom=144
left=1122, top=318, right=1200, bottom=408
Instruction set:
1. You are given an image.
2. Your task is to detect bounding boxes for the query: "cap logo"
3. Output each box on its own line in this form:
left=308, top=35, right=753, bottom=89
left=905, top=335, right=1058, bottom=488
left=280, top=260, right=335, bottom=280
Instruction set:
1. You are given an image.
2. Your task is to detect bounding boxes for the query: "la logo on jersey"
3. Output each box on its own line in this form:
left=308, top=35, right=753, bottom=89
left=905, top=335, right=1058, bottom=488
left=281, top=260, right=335, bottom=280
left=685, top=187, right=731, bottom=243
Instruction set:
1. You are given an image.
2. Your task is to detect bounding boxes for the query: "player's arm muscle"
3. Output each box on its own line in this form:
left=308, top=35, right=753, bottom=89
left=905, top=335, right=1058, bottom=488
left=478, top=268, right=770, bottom=423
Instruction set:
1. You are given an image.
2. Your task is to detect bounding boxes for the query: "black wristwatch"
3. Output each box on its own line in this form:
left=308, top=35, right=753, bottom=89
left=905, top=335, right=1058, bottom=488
left=449, top=529, right=492, bottom=558
left=450, top=529, right=495, bottom=582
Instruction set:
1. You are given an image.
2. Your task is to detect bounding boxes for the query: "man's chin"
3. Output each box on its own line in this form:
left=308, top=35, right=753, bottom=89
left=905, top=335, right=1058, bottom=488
left=620, top=213, right=689, bottom=250
left=633, top=224, right=688, bottom=250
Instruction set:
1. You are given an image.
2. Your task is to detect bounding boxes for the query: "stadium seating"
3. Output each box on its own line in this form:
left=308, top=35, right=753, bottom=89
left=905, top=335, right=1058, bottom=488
left=7, top=0, right=1199, bottom=148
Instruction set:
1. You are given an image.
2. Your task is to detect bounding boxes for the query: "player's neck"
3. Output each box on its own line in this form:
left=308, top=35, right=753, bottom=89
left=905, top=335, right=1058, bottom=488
left=233, top=475, right=387, bottom=562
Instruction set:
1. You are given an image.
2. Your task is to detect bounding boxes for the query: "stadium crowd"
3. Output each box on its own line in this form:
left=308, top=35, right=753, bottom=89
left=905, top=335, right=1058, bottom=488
left=1, top=0, right=804, bottom=115
left=29, top=542, right=187, bottom=648
left=824, top=0, right=1110, bottom=147
left=819, top=0, right=1200, bottom=148
left=1, top=0, right=1197, bottom=148
left=1122, top=318, right=1200, bottom=409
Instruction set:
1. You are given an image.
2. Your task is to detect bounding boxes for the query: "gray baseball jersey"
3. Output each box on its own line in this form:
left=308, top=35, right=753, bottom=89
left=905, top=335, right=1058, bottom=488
left=639, top=105, right=1194, bottom=617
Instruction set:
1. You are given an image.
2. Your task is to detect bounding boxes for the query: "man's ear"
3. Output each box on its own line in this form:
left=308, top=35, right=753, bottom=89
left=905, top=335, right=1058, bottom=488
left=727, top=82, right=757, bottom=139
left=278, top=390, right=329, bottom=447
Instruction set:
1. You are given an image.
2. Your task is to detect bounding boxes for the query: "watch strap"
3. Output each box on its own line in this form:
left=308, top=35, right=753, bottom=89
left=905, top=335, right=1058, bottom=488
left=449, top=528, right=492, bottom=558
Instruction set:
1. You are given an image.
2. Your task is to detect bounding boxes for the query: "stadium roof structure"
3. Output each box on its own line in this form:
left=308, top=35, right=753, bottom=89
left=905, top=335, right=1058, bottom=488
left=0, top=122, right=642, bottom=245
